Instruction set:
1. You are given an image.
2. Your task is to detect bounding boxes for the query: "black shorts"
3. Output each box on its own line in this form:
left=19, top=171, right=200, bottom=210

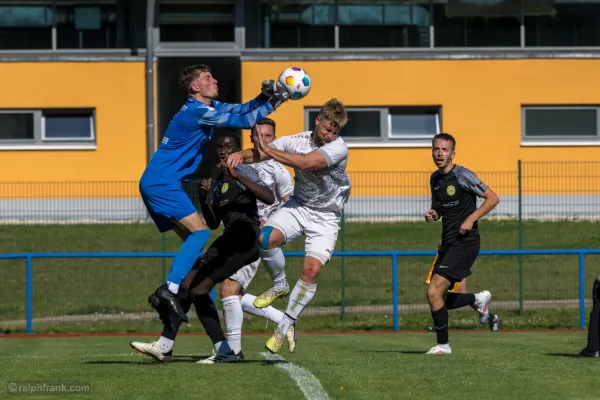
left=432, top=240, right=480, bottom=285
left=190, top=221, right=260, bottom=285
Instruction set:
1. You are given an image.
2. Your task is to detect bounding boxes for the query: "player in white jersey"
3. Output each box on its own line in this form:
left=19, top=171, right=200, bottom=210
left=215, top=118, right=297, bottom=360
left=227, top=98, right=350, bottom=353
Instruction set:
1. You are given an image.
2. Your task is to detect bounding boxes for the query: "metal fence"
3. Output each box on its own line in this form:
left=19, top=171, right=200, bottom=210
left=1, top=161, right=600, bottom=333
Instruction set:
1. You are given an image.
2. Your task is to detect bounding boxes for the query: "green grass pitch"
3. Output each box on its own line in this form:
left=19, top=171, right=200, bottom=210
left=0, top=331, right=597, bottom=400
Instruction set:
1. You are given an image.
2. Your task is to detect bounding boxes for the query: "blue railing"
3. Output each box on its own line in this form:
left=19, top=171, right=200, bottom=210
left=1, top=249, right=597, bottom=334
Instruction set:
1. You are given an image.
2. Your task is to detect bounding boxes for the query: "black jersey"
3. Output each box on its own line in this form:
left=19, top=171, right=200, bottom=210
left=430, top=165, right=489, bottom=245
left=206, top=164, right=266, bottom=229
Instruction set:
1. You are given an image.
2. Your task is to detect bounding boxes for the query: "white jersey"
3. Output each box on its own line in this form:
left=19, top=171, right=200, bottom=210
left=269, top=131, right=351, bottom=213
left=250, top=159, right=294, bottom=220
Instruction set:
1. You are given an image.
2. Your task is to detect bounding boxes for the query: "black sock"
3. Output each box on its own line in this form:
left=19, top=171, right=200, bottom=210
left=586, top=279, right=600, bottom=352
left=161, top=288, right=192, bottom=341
left=194, top=294, right=226, bottom=345
left=431, top=306, right=449, bottom=345
left=445, top=293, right=475, bottom=310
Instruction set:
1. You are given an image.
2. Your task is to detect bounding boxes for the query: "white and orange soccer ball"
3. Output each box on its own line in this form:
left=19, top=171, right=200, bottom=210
left=278, top=67, right=311, bottom=100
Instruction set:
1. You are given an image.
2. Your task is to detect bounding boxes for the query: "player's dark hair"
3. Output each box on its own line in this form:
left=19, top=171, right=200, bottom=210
left=179, top=64, right=211, bottom=94
left=432, top=133, right=456, bottom=151
left=218, top=133, right=241, bottom=151
left=251, top=118, right=276, bottom=136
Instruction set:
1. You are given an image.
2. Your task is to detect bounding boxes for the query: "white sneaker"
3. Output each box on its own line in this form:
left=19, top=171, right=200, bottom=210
left=425, top=344, right=452, bottom=355
left=474, top=290, right=492, bottom=324
left=286, top=323, right=296, bottom=353
left=129, top=341, right=172, bottom=362
left=196, top=350, right=238, bottom=364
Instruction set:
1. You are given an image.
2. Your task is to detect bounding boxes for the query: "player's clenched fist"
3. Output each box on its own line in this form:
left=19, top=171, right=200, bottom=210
left=425, top=209, right=439, bottom=222
left=199, top=178, right=212, bottom=192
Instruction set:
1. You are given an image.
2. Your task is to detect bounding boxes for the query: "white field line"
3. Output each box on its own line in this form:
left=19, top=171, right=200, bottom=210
left=261, top=352, right=329, bottom=400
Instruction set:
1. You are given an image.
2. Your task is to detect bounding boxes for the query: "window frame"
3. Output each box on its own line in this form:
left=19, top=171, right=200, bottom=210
left=304, top=105, right=441, bottom=148
left=0, top=108, right=96, bottom=150
left=521, top=105, right=600, bottom=146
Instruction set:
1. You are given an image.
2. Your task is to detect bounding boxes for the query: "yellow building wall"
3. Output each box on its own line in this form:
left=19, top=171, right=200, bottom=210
left=0, top=62, right=150, bottom=197
left=242, top=59, right=600, bottom=196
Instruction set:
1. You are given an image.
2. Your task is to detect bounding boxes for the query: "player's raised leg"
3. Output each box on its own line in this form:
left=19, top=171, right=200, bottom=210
left=460, top=278, right=502, bottom=331
left=149, top=214, right=210, bottom=322
left=577, top=274, right=600, bottom=358
left=253, top=212, right=303, bottom=308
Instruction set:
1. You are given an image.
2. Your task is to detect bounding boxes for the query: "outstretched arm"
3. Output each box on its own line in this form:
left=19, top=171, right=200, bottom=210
left=212, top=94, right=269, bottom=115
left=211, top=80, right=278, bottom=115
left=196, top=101, right=276, bottom=129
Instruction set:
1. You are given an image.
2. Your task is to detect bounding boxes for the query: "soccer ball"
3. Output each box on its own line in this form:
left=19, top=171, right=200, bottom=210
left=278, top=67, right=311, bottom=100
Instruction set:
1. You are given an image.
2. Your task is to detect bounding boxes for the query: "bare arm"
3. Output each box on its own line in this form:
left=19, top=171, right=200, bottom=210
left=223, top=166, right=275, bottom=205
left=198, top=179, right=221, bottom=229
left=262, top=146, right=328, bottom=170
left=464, top=188, right=500, bottom=226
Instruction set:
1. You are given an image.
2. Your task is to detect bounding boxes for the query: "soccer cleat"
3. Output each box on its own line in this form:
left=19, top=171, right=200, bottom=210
left=236, top=351, right=245, bottom=361
left=425, top=344, right=452, bottom=355
left=149, top=284, right=188, bottom=323
left=489, top=314, right=502, bottom=332
left=474, top=290, right=492, bottom=324
left=253, top=282, right=290, bottom=309
left=196, top=350, right=239, bottom=364
left=287, top=322, right=296, bottom=353
left=576, top=348, right=600, bottom=358
left=265, top=326, right=285, bottom=354
left=129, top=341, right=172, bottom=362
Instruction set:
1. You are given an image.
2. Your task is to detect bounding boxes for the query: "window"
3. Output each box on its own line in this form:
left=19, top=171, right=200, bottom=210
left=0, top=5, right=52, bottom=49
left=158, top=1, right=235, bottom=42
left=337, top=3, right=432, bottom=48
left=305, top=106, right=441, bottom=146
left=0, top=109, right=95, bottom=149
left=255, top=1, right=335, bottom=48
left=56, top=4, right=119, bottom=49
left=522, top=106, right=600, bottom=143
left=525, top=2, right=600, bottom=47
left=0, top=112, right=35, bottom=140
left=433, top=3, right=520, bottom=47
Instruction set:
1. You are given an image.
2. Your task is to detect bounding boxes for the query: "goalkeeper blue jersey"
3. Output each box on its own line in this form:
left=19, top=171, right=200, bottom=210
left=143, top=95, right=273, bottom=183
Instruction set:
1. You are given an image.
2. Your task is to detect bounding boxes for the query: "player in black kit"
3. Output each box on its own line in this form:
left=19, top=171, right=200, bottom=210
left=576, top=274, right=600, bottom=358
left=130, top=133, right=275, bottom=363
left=424, top=133, right=500, bottom=355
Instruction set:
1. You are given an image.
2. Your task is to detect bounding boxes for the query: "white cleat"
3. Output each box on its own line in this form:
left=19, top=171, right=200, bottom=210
left=129, top=341, right=172, bottom=362
left=425, top=345, right=452, bottom=355
left=474, top=290, right=492, bottom=324
left=286, top=323, right=296, bottom=353
left=196, top=351, right=239, bottom=364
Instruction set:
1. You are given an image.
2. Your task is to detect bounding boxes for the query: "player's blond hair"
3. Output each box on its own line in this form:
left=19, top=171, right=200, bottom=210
left=318, top=98, right=348, bottom=130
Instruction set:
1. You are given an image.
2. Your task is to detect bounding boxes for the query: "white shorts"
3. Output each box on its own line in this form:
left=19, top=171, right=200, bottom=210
left=264, top=198, right=341, bottom=265
left=228, top=259, right=260, bottom=290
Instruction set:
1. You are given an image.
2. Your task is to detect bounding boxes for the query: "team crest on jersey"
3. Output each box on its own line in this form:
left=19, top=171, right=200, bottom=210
left=221, top=183, right=229, bottom=194
left=446, top=185, right=456, bottom=196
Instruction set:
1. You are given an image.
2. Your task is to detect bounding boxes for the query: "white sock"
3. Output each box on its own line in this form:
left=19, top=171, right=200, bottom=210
left=278, top=280, right=317, bottom=334
left=167, top=281, right=179, bottom=294
left=438, top=343, right=451, bottom=350
left=241, top=293, right=284, bottom=324
left=260, top=248, right=287, bottom=289
left=214, top=340, right=232, bottom=354
left=221, top=296, right=243, bottom=354
left=157, top=336, right=174, bottom=353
